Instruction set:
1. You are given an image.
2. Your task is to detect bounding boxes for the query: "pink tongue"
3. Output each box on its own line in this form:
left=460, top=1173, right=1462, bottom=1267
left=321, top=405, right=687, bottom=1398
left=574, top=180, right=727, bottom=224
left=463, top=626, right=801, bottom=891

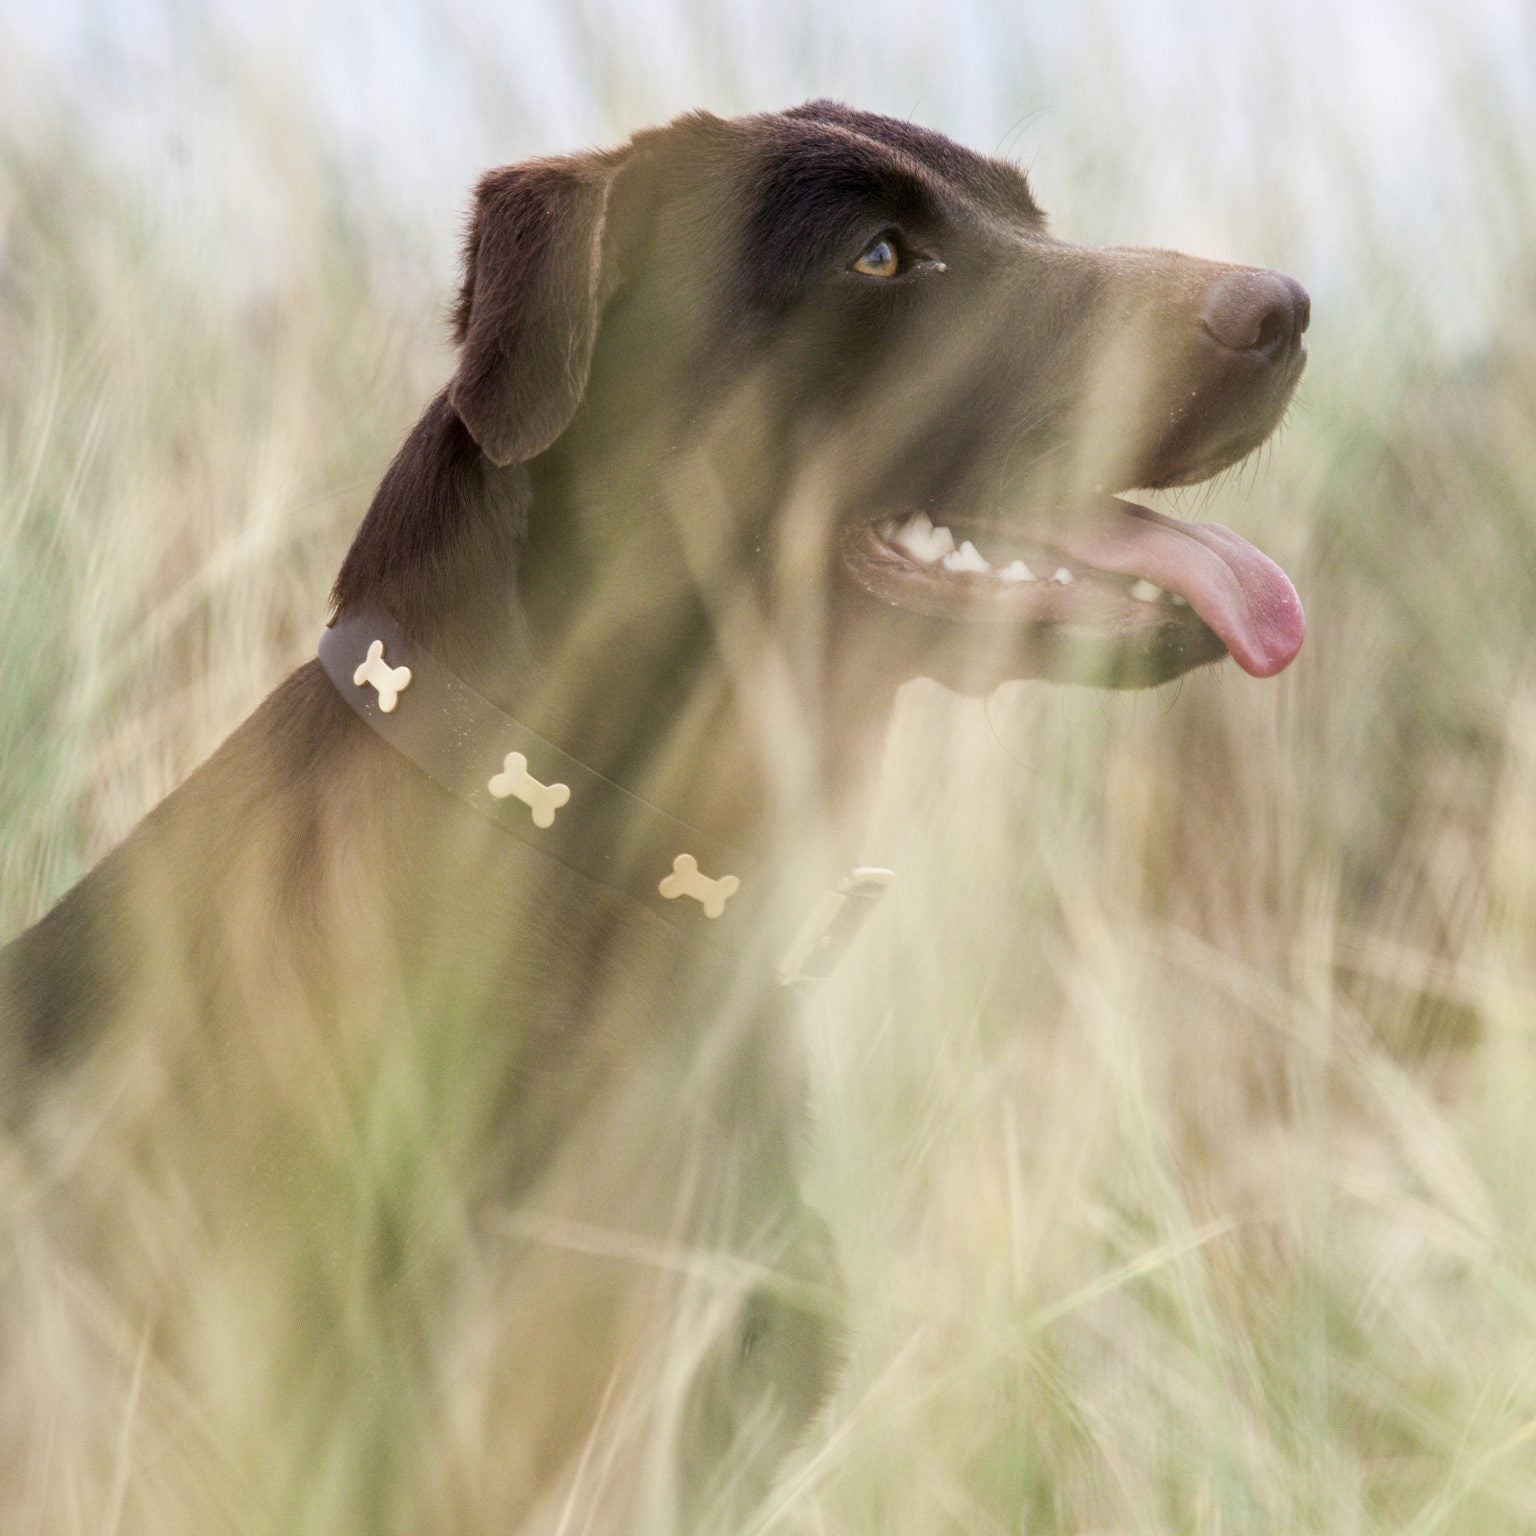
left=1051, top=498, right=1305, bottom=677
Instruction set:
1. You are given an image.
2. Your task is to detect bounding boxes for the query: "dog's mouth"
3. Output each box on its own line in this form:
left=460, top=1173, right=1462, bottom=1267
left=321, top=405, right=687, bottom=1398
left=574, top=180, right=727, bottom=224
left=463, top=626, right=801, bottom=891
left=842, top=495, right=1305, bottom=680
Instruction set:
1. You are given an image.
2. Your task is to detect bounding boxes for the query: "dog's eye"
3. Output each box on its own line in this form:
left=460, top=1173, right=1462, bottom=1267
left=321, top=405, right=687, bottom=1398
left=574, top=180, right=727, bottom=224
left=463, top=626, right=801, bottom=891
left=850, top=237, right=902, bottom=278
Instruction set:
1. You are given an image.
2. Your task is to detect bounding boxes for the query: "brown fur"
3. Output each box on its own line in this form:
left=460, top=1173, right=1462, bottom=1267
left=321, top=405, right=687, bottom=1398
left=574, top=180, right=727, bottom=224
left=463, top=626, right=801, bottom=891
left=0, top=103, right=1308, bottom=1531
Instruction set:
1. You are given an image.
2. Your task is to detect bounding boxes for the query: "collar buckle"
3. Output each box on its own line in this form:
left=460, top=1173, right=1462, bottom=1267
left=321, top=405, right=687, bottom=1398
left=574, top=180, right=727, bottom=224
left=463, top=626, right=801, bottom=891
left=777, top=867, right=896, bottom=986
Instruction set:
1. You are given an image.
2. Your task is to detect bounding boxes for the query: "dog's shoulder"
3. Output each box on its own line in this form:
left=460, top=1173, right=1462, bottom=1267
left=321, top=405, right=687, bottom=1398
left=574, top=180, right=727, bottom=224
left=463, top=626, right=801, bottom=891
left=0, top=661, right=363, bottom=1086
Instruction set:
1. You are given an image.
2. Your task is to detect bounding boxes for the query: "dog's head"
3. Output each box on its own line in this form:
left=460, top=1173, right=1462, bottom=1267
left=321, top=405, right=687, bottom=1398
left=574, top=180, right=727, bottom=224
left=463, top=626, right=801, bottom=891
left=436, top=103, right=1307, bottom=695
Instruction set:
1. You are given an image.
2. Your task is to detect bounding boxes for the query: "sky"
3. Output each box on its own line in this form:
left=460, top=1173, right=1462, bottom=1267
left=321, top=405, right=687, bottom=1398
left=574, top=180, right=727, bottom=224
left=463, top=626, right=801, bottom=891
left=4, top=0, right=1533, bottom=355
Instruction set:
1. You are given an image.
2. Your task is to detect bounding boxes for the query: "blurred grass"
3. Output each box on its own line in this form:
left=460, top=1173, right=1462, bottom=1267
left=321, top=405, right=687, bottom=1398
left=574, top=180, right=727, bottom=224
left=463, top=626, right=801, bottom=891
left=5, top=3, right=1536, bottom=1532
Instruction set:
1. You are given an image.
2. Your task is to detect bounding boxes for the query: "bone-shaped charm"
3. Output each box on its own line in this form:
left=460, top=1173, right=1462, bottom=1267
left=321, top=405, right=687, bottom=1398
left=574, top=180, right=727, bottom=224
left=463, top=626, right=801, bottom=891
left=658, top=853, right=740, bottom=920
left=352, top=639, right=412, bottom=713
left=487, top=751, right=571, bottom=829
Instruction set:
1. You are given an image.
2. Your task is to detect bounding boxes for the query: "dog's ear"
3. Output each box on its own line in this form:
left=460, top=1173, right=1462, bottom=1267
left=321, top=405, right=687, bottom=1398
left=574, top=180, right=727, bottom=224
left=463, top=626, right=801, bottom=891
left=448, top=157, right=614, bottom=466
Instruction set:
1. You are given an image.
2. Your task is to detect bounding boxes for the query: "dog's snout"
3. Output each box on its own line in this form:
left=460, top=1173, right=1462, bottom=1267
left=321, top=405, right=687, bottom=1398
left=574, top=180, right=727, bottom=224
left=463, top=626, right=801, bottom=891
left=1200, top=269, right=1310, bottom=360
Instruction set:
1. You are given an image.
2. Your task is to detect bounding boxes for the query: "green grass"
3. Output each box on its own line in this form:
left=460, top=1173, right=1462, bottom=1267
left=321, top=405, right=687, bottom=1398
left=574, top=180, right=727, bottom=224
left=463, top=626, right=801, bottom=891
left=5, top=6, right=1536, bottom=1532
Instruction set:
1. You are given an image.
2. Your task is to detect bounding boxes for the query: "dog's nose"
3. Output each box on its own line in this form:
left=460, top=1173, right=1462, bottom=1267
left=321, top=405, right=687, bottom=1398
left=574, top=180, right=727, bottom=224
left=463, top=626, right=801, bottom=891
left=1200, top=269, right=1311, bottom=360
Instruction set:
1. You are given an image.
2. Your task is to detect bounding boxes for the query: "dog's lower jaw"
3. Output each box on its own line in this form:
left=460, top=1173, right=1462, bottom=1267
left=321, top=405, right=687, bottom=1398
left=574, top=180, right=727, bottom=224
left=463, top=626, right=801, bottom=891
left=863, top=606, right=1230, bottom=696
left=836, top=562, right=1229, bottom=694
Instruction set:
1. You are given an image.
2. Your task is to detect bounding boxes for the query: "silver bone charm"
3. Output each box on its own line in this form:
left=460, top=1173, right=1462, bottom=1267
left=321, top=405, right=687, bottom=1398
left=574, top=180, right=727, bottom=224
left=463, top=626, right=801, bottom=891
left=487, top=751, right=571, bottom=829
left=658, top=853, right=740, bottom=919
left=777, top=867, right=896, bottom=984
left=353, top=639, right=412, bottom=713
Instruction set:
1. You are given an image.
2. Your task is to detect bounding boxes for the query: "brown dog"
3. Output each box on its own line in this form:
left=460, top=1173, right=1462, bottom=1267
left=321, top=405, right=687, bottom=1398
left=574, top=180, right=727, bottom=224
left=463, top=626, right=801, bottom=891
left=0, top=102, right=1307, bottom=1532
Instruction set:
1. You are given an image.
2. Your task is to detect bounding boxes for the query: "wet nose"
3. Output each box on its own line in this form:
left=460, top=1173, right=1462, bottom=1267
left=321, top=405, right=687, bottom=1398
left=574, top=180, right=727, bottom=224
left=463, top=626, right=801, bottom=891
left=1200, top=269, right=1311, bottom=361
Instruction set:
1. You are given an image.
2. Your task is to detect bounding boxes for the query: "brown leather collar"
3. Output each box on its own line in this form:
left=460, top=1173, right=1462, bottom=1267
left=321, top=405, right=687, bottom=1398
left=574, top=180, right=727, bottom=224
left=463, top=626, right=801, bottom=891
left=319, top=608, right=891, bottom=982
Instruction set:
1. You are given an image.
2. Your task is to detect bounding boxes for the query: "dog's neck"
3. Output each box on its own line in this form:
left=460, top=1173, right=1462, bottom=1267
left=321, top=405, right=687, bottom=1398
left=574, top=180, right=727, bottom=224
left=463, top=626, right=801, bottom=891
left=333, top=397, right=899, bottom=891
left=491, top=602, right=895, bottom=870
left=480, top=473, right=895, bottom=876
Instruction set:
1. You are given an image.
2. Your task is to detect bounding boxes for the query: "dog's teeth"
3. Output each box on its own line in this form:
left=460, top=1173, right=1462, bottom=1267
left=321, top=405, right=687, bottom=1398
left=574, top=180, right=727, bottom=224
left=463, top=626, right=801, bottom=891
left=1170, top=594, right=1189, bottom=607
left=894, top=512, right=957, bottom=563
left=1129, top=579, right=1164, bottom=603
left=941, top=539, right=992, bottom=575
left=998, top=559, right=1035, bottom=583
left=1051, top=567, right=1074, bottom=585
left=876, top=517, right=899, bottom=540
left=894, top=510, right=933, bottom=547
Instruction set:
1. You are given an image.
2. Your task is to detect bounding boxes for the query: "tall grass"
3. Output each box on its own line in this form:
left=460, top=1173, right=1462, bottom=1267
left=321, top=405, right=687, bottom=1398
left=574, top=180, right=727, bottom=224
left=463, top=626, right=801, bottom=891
left=4, top=3, right=1536, bottom=1531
